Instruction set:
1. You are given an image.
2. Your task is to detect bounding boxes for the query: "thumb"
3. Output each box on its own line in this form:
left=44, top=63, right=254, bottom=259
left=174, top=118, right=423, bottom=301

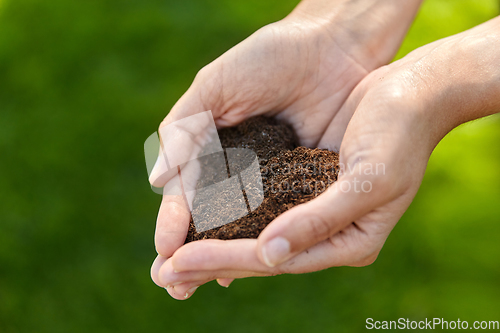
left=256, top=165, right=392, bottom=267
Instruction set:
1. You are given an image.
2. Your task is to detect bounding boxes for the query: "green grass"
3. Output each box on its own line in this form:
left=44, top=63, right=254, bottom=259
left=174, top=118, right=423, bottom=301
left=0, top=0, right=499, bottom=332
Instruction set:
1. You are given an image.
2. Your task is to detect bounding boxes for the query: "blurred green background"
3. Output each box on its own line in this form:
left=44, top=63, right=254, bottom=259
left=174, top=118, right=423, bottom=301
left=0, top=0, right=499, bottom=332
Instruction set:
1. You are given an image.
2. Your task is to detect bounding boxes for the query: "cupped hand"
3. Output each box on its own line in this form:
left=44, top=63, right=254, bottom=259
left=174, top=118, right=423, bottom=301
left=153, top=34, right=461, bottom=299
left=150, top=0, right=424, bottom=299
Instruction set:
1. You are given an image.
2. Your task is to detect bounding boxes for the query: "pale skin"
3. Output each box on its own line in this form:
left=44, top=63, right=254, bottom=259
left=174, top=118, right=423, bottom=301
left=149, top=0, right=500, bottom=300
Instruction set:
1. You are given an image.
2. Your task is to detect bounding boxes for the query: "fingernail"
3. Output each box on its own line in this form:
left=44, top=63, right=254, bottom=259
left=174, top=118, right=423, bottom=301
left=217, top=279, right=233, bottom=288
left=149, top=152, right=169, bottom=186
left=184, top=286, right=199, bottom=299
left=166, top=282, right=182, bottom=288
left=149, top=155, right=162, bottom=181
left=261, top=237, right=291, bottom=267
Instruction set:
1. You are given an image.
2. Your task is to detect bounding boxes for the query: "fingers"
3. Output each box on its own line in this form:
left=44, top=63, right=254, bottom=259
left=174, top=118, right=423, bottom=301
left=165, top=282, right=204, bottom=300
left=316, top=88, right=363, bottom=152
left=148, top=146, right=179, bottom=188
left=148, top=61, right=224, bottom=188
left=150, top=185, right=400, bottom=299
left=152, top=255, right=259, bottom=286
left=154, top=194, right=191, bottom=257
left=152, top=255, right=232, bottom=300
left=316, top=69, right=378, bottom=152
left=216, top=278, right=234, bottom=288
left=256, top=168, right=393, bottom=267
left=171, top=239, right=270, bottom=272
left=161, top=81, right=215, bottom=126
left=150, top=255, right=167, bottom=287
left=168, top=228, right=379, bottom=276
left=149, top=110, right=219, bottom=190
left=152, top=256, right=205, bottom=300
left=152, top=233, right=377, bottom=287
left=150, top=86, right=220, bottom=257
left=151, top=220, right=388, bottom=300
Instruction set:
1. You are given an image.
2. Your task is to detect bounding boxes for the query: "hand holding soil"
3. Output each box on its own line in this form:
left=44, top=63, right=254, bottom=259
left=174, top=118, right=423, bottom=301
left=149, top=0, right=500, bottom=300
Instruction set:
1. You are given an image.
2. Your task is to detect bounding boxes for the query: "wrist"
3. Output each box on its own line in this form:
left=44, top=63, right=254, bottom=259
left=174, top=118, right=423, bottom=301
left=415, top=18, right=500, bottom=144
left=286, top=0, right=423, bottom=70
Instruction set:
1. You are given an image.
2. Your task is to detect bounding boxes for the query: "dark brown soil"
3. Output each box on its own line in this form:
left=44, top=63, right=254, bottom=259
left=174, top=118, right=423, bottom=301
left=185, top=116, right=339, bottom=242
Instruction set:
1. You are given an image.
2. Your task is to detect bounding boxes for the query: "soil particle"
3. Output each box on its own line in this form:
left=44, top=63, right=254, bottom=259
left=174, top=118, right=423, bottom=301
left=185, top=116, right=339, bottom=242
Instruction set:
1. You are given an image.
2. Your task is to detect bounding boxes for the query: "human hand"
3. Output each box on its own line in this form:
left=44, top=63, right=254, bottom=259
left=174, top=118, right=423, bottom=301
left=150, top=0, right=423, bottom=299
left=152, top=16, right=500, bottom=299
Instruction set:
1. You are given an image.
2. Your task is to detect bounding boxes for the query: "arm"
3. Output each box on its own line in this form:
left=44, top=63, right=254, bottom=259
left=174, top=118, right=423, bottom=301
left=415, top=17, right=500, bottom=137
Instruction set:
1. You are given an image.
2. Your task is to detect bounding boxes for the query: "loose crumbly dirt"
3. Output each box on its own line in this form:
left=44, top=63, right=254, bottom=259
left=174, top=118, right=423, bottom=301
left=185, top=116, right=339, bottom=242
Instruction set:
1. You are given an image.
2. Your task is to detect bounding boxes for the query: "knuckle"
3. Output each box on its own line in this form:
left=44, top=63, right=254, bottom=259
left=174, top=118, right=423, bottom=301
left=158, top=119, right=168, bottom=132
left=350, top=250, right=380, bottom=267
left=274, top=257, right=300, bottom=275
left=154, top=239, right=173, bottom=259
left=154, top=237, right=171, bottom=258
left=157, top=263, right=170, bottom=286
left=194, top=64, right=212, bottom=82
left=306, top=214, right=334, bottom=244
left=150, top=268, right=162, bottom=287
